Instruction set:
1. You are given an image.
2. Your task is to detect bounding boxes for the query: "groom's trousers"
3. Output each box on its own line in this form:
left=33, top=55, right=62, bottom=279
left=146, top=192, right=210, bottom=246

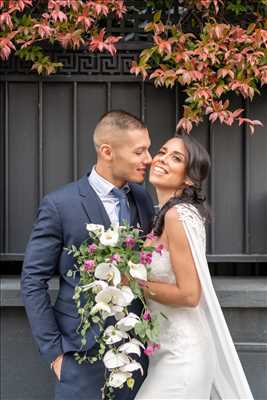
left=54, top=348, right=149, bottom=400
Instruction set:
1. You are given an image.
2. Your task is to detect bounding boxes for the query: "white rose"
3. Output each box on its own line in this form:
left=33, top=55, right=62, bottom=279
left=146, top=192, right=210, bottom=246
left=99, top=229, right=119, bottom=247
left=86, top=223, right=104, bottom=236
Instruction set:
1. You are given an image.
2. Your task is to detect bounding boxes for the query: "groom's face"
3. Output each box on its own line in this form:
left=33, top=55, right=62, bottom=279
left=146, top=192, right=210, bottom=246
left=111, top=128, right=152, bottom=186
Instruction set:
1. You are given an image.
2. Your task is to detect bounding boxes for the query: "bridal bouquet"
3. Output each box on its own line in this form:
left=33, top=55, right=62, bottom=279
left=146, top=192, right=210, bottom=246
left=66, top=223, right=163, bottom=398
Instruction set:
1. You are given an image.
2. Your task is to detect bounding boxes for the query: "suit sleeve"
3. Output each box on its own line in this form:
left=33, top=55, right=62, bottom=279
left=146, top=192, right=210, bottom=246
left=21, top=195, right=64, bottom=363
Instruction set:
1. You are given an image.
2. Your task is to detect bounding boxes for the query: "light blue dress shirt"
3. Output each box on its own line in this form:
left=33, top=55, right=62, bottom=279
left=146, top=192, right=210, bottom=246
left=88, top=167, right=130, bottom=225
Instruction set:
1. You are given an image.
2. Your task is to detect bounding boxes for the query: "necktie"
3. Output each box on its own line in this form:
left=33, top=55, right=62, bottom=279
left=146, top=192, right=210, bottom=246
left=111, top=187, right=131, bottom=225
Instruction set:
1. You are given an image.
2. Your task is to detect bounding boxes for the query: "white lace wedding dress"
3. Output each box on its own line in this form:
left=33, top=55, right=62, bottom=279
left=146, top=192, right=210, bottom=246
left=136, top=204, right=253, bottom=400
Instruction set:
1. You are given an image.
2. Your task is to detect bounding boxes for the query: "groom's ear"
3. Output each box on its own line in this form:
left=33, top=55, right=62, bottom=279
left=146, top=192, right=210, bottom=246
left=99, top=144, right=113, bottom=160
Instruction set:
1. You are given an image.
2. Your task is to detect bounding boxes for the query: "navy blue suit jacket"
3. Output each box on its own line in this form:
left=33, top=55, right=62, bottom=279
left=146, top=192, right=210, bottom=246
left=21, top=174, right=154, bottom=364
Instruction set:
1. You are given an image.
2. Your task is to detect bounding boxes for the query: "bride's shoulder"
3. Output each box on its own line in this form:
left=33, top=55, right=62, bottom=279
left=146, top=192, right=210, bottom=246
left=170, top=203, right=205, bottom=227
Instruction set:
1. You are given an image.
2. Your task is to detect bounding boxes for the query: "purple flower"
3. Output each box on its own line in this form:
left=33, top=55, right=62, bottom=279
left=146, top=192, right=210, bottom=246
left=155, top=244, right=164, bottom=255
left=125, top=236, right=136, bottom=249
left=140, top=251, right=153, bottom=265
left=88, top=243, right=97, bottom=254
left=84, top=260, right=95, bottom=271
left=143, top=310, right=151, bottom=321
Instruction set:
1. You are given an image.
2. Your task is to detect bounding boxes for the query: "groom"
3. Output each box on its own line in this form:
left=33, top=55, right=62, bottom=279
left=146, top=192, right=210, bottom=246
left=21, top=110, right=154, bottom=400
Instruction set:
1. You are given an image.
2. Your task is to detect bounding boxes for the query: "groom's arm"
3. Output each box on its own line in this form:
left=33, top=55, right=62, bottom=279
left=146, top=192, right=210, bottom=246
left=21, top=195, right=64, bottom=364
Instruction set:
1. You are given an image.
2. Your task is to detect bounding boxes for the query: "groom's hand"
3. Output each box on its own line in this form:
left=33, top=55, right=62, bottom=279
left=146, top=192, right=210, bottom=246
left=51, top=354, right=64, bottom=381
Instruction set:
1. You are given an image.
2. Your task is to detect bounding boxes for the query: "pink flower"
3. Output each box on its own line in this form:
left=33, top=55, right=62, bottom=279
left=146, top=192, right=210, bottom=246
left=155, top=244, right=164, bottom=255
left=140, top=252, right=153, bottom=265
left=84, top=260, right=95, bottom=271
left=111, top=253, right=121, bottom=263
left=153, top=343, right=160, bottom=351
left=125, top=236, right=136, bottom=249
left=144, top=342, right=160, bottom=356
left=146, top=231, right=156, bottom=241
left=88, top=244, right=97, bottom=253
left=143, top=310, right=151, bottom=321
left=144, top=345, right=154, bottom=356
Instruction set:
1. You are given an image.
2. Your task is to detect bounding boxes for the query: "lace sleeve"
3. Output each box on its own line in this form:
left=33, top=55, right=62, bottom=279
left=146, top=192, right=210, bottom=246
left=175, top=203, right=206, bottom=249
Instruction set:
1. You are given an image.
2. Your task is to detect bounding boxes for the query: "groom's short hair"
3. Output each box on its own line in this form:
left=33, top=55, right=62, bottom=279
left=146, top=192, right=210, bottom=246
left=93, top=110, right=146, bottom=148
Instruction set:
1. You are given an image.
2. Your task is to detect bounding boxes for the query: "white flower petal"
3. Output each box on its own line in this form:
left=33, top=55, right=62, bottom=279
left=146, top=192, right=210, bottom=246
left=128, top=261, right=147, bottom=281
left=99, top=229, right=119, bottom=247
left=94, top=263, right=113, bottom=281
left=111, top=265, right=121, bottom=286
left=90, top=302, right=111, bottom=315
left=95, top=287, right=125, bottom=306
left=94, top=263, right=121, bottom=286
left=110, top=305, right=124, bottom=313
left=108, top=371, right=131, bottom=388
left=120, top=361, right=144, bottom=374
left=102, top=310, right=114, bottom=320
left=116, top=313, right=140, bottom=332
left=131, top=338, right=145, bottom=349
left=86, top=224, right=104, bottom=235
left=104, top=326, right=129, bottom=344
left=118, top=342, right=141, bottom=356
left=103, top=350, right=129, bottom=369
left=120, top=286, right=135, bottom=304
left=81, top=280, right=108, bottom=291
left=114, top=311, right=125, bottom=321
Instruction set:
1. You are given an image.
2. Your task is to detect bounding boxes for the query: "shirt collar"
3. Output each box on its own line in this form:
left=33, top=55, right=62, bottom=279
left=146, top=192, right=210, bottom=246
left=88, top=167, right=130, bottom=196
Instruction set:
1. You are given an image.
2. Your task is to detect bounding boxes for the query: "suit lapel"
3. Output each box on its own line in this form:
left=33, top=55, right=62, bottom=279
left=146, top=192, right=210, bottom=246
left=78, top=174, right=111, bottom=229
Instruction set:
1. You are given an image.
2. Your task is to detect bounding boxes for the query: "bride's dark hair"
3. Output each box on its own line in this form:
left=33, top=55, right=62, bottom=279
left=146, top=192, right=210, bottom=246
left=153, top=132, right=211, bottom=237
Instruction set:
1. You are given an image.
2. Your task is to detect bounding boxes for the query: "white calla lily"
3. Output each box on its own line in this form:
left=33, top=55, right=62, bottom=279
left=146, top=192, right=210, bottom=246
left=128, top=260, right=147, bottom=281
left=103, top=350, right=129, bottom=369
left=94, top=263, right=121, bottom=286
left=118, top=341, right=142, bottom=356
left=86, top=223, right=104, bottom=236
left=90, top=302, right=111, bottom=315
left=120, top=361, right=144, bottom=375
left=108, top=371, right=131, bottom=388
left=116, top=313, right=140, bottom=331
left=99, top=229, right=119, bottom=247
left=104, top=326, right=129, bottom=344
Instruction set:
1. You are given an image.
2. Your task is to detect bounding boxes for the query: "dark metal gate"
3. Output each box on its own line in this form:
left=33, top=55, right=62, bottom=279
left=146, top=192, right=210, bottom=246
left=1, top=48, right=267, bottom=271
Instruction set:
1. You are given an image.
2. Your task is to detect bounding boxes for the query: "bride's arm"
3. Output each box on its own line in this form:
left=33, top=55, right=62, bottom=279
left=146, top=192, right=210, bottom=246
left=143, top=207, right=201, bottom=307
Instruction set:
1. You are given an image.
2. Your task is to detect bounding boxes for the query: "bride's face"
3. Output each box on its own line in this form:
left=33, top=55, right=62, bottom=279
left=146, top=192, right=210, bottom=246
left=149, top=138, right=189, bottom=192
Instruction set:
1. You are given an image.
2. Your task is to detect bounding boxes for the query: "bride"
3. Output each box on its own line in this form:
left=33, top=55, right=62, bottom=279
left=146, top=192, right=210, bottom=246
left=136, top=134, right=253, bottom=400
